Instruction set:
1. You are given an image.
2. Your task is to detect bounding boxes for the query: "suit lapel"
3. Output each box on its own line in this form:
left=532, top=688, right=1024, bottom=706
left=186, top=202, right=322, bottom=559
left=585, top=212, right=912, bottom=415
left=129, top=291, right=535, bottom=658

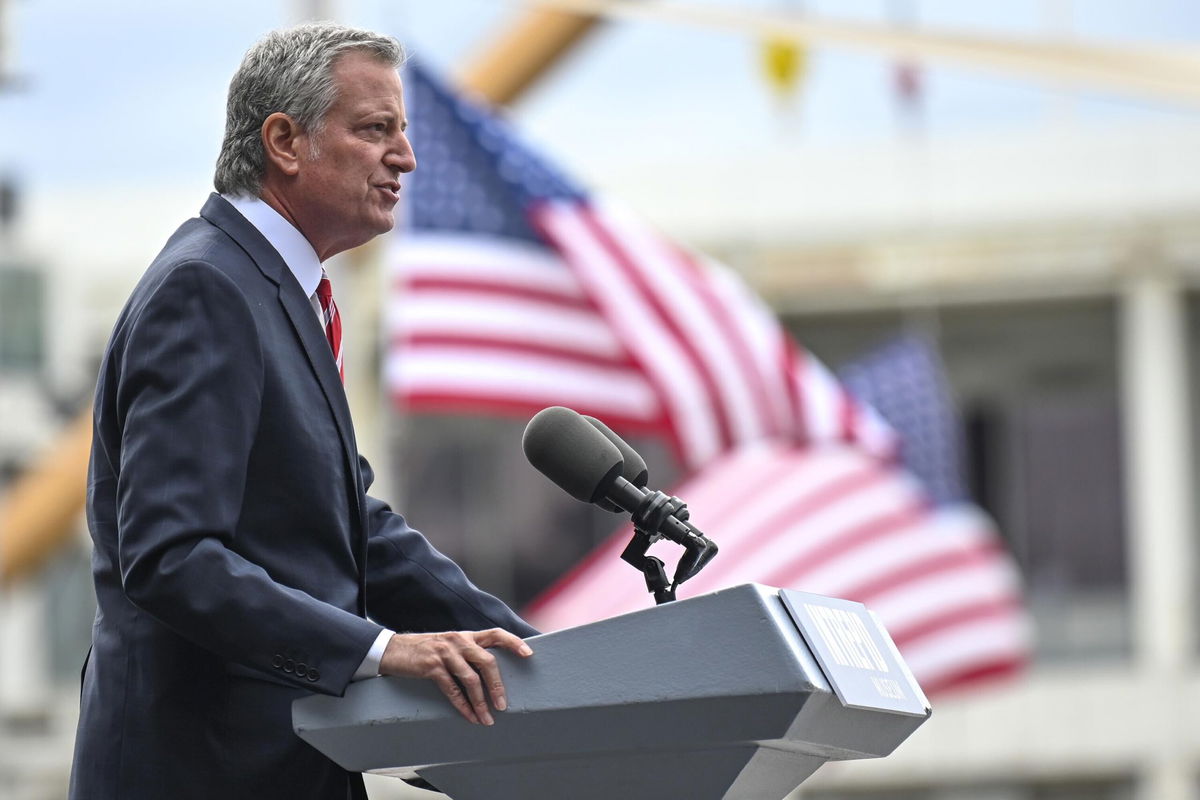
left=199, top=194, right=365, bottom=531
left=276, top=280, right=361, bottom=478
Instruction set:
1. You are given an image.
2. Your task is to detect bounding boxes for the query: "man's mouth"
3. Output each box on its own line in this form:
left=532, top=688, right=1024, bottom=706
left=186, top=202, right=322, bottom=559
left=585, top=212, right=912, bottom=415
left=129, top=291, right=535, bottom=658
left=375, top=182, right=400, bottom=202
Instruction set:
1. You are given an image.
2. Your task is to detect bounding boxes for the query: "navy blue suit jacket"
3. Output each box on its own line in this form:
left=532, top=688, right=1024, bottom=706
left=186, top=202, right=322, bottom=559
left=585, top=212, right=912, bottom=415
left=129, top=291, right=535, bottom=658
left=69, top=194, right=537, bottom=799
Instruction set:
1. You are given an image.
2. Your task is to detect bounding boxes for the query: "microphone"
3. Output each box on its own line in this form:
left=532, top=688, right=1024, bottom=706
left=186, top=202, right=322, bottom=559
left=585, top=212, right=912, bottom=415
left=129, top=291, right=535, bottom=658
left=583, top=415, right=647, bottom=512
left=521, top=406, right=623, bottom=504
left=522, top=407, right=717, bottom=579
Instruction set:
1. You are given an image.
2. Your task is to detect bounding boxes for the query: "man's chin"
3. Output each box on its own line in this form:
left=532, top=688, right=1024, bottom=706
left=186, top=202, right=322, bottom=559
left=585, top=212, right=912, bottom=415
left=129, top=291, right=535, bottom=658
left=333, top=218, right=396, bottom=256
left=372, top=215, right=397, bottom=238
left=370, top=203, right=398, bottom=229
left=357, top=214, right=396, bottom=243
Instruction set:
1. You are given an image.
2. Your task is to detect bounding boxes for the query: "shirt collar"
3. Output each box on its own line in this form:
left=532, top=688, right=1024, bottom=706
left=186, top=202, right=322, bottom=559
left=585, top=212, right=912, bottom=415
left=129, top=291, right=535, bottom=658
left=222, top=194, right=323, bottom=298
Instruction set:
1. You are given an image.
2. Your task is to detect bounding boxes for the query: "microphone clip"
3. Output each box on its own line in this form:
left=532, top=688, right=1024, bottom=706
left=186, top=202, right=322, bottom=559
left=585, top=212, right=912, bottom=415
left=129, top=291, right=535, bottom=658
left=620, top=490, right=719, bottom=606
left=629, top=490, right=689, bottom=544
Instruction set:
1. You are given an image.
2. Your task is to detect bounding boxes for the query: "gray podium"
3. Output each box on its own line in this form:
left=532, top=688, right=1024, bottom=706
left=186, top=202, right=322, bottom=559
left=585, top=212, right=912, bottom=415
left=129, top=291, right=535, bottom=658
left=294, top=583, right=931, bottom=799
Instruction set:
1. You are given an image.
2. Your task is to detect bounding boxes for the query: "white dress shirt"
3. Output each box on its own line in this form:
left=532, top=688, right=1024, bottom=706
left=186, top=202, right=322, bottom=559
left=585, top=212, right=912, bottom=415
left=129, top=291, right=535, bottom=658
left=223, top=194, right=393, bottom=681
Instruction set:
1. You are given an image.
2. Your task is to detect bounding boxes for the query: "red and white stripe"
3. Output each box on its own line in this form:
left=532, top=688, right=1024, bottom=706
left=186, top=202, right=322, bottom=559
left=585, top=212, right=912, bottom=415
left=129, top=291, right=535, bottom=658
left=526, top=443, right=1030, bottom=696
left=388, top=233, right=666, bottom=431
left=533, top=200, right=895, bottom=467
left=390, top=215, right=891, bottom=463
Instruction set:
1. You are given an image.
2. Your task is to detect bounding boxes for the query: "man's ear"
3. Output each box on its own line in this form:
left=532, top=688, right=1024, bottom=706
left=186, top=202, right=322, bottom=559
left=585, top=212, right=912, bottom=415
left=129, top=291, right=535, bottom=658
left=262, top=112, right=306, bottom=177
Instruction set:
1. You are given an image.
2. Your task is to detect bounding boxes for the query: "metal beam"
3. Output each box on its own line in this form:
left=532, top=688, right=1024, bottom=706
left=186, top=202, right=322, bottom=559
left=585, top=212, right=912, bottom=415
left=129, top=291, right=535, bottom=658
left=534, top=0, right=1200, bottom=108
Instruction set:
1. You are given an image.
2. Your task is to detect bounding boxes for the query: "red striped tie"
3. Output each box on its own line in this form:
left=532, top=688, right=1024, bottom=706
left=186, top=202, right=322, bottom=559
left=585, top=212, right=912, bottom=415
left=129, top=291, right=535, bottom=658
left=314, top=269, right=344, bottom=382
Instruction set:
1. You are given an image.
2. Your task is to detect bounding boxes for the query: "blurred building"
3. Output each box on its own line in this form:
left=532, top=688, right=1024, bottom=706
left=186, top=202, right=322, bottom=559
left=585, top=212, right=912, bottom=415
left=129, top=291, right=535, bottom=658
left=388, top=115, right=1200, bottom=800
left=663, top=118, right=1200, bottom=800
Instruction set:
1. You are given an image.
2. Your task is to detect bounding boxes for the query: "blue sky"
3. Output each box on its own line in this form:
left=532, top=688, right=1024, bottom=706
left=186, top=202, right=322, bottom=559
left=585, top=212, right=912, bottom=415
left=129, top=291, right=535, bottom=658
left=1, top=0, right=1197, bottom=193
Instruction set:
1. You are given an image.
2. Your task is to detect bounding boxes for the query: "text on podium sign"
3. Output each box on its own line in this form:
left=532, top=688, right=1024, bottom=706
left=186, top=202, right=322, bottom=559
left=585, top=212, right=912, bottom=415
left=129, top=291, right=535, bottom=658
left=780, top=589, right=930, bottom=718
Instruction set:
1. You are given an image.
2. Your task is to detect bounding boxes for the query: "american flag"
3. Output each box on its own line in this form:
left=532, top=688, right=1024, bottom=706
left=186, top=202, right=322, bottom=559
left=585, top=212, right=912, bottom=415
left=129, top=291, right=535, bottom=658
left=388, top=62, right=895, bottom=469
left=389, top=60, right=1029, bottom=694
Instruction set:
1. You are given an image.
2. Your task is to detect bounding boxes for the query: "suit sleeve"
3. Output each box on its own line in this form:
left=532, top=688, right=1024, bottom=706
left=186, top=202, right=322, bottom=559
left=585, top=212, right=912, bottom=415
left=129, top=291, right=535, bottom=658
left=115, top=261, right=382, bottom=695
left=359, top=456, right=539, bottom=639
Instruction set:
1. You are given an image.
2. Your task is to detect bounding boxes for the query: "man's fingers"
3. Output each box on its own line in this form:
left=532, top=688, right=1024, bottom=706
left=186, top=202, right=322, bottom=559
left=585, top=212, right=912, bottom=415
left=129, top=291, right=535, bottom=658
left=460, top=672, right=494, bottom=726
left=473, top=627, right=534, bottom=657
left=433, top=672, right=480, bottom=725
left=447, top=653, right=493, bottom=726
left=464, top=645, right=507, bottom=712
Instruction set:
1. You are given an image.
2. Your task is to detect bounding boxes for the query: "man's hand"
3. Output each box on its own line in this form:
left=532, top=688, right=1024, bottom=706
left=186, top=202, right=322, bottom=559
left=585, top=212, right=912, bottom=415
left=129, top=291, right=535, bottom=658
left=379, top=629, right=534, bottom=726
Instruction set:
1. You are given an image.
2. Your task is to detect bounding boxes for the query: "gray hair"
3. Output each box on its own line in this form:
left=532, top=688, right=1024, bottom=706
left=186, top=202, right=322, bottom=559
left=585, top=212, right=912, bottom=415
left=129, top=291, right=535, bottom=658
left=214, top=22, right=404, bottom=197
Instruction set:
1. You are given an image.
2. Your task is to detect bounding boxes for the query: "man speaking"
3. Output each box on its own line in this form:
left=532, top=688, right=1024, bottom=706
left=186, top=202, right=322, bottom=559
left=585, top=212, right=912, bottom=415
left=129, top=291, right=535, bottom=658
left=69, top=23, right=537, bottom=800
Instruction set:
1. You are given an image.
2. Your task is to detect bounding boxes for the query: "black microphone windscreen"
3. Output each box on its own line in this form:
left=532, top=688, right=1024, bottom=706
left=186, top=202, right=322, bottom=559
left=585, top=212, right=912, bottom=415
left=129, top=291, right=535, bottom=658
left=583, top=416, right=648, bottom=488
left=523, top=407, right=624, bottom=504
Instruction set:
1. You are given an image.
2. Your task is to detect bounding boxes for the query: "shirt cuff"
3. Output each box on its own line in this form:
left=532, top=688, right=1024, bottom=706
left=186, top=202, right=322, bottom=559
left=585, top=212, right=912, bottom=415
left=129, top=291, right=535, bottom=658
left=352, top=628, right=395, bottom=681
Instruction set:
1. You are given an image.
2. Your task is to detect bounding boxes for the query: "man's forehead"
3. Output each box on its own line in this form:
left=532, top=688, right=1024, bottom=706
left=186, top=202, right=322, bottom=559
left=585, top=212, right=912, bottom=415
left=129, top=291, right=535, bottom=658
left=330, top=53, right=404, bottom=107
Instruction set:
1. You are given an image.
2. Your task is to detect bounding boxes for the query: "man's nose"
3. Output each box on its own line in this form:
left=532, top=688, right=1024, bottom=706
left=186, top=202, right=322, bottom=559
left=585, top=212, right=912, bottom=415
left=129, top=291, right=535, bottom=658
left=387, top=134, right=416, bottom=174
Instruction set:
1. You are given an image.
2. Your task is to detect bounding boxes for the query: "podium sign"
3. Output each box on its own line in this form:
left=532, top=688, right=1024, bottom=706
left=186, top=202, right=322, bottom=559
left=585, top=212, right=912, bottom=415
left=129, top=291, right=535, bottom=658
left=780, top=590, right=929, bottom=717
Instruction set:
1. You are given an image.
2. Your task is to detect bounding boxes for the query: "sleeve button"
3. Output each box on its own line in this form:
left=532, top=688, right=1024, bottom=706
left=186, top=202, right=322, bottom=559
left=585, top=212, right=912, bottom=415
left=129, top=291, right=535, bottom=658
left=295, top=663, right=308, bottom=678
left=307, top=668, right=320, bottom=682
left=271, top=654, right=284, bottom=669
left=283, top=659, right=295, bottom=674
